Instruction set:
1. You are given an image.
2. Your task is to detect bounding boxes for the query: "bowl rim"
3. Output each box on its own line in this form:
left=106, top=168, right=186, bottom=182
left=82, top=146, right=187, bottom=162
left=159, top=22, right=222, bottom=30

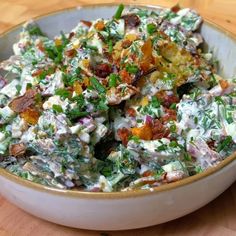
left=0, top=3, right=236, bottom=199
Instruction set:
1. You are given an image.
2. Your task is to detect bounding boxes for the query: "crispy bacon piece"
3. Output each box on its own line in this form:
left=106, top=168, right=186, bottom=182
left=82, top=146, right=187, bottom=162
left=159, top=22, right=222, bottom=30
left=156, top=91, right=179, bottom=108
left=122, top=39, right=132, bottom=49
left=65, top=49, right=77, bottom=58
left=93, top=63, right=112, bottom=78
left=117, top=127, right=131, bottom=146
left=160, top=108, right=177, bottom=124
left=9, top=143, right=26, bottom=157
left=9, top=89, right=37, bottom=113
left=80, top=20, right=92, bottom=27
left=152, top=119, right=170, bottom=140
left=207, top=140, right=216, bottom=151
left=171, top=4, right=181, bottom=13
left=69, top=32, right=75, bottom=39
left=122, top=14, right=141, bottom=27
left=120, top=69, right=132, bottom=84
left=126, top=107, right=136, bottom=117
left=20, top=107, right=40, bottom=125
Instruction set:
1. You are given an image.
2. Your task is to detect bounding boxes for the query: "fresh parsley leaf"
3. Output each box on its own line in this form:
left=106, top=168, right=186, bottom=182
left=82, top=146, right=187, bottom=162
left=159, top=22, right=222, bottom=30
left=147, top=23, right=157, bottom=35
left=55, top=88, right=70, bottom=99
left=217, top=136, right=232, bottom=152
left=52, top=104, right=63, bottom=113
left=90, top=77, right=106, bottom=93
left=126, top=64, right=139, bottom=74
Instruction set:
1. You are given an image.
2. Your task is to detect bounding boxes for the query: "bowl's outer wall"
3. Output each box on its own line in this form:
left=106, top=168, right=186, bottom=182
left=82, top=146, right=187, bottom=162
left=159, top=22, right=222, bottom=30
left=0, top=159, right=235, bottom=230
left=0, top=6, right=236, bottom=230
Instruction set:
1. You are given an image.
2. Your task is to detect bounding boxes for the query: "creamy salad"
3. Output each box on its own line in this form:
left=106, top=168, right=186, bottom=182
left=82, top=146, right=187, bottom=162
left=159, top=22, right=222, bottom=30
left=0, top=5, right=235, bottom=192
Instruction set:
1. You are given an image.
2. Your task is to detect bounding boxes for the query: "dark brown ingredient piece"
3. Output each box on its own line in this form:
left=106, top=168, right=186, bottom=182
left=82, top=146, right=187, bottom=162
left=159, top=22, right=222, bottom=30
left=156, top=91, right=179, bottom=108
left=122, top=39, right=132, bottom=49
left=122, top=14, right=141, bottom=27
left=152, top=119, right=170, bottom=140
left=65, top=48, right=77, bottom=58
left=80, top=20, right=92, bottom=27
left=9, top=89, right=37, bottom=113
left=93, top=63, right=112, bottom=78
left=160, top=108, right=177, bottom=124
left=126, top=107, right=136, bottom=117
left=69, top=32, right=75, bottom=39
left=9, top=143, right=26, bottom=157
left=207, top=140, right=216, bottom=151
left=117, top=127, right=131, bottom=146
left=171, top=4, right=181, bottom=13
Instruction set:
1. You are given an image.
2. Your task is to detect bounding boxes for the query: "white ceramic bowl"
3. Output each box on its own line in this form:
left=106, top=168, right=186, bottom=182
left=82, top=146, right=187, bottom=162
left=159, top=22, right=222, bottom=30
left=0, top=5, right=236, bottom=231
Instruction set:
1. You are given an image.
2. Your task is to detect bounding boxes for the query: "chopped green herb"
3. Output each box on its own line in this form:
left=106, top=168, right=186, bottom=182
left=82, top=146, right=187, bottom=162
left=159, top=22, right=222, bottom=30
left=215, top=96, right=225, bottom=105
left=195, top=166, right=203, bottom=174
left=156, top=144, right=167, bottom=152
left=85, top=44, right=98, bottom=51
left=170, top=124, right=177, bottom=133
left=126, top=64, right=139, bottom=74
left=67, top=110, right=89, bottom=119
left=114, top=4, right=124, bottom=20
left=217, top=136, right=232, bottom=152
left=169, top=103, right=177, bottom=110
left=108, top=40, right=113, bottom=53
left=147, top=23, right=157, bottom=35
left=52, top=104, right=63, bottom=113
left=90, top=77, right=106, bottom=93
left=129, top=135, right=141, bottom=143
left=26, top=83, right=32, bottom=90
left=15, top=84, right=22, bottom=95
left=108, top=74, right=119, bottom=88
left=55, top=88, right=70, bottom=99
left=26, top=24, right=44, bottom=36
left=151, top=96, right=161, bottom=108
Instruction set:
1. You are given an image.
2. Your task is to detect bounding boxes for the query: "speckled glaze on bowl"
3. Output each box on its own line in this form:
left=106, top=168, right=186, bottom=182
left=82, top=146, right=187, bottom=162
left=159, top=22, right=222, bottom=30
left=0, top=4, right=236, bottom=231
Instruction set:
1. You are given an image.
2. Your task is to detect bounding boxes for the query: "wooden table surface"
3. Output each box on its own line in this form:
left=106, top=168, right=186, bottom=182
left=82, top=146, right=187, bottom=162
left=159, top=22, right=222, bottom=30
left=0, top=1, right=236, bottom=235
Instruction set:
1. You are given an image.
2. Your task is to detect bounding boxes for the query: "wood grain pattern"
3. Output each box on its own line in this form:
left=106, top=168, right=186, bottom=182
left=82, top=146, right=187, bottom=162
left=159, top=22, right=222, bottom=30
left=0, top=1, right=236, bottom=235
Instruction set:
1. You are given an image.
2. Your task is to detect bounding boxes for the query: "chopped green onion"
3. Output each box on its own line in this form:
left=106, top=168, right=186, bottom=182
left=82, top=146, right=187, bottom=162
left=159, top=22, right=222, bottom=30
left=217, top=136, right=232, bottom=152
left=52, top=104, right=63, bottom=113
left=26, top=83, right=32, bottom=90
left=215, top=96, right=225, bottom=105
left=108, top=74, right=119, bottom=88
left=156, top=144, right=167, bottom=152
left=169, top=140, right=179, bottom=148
left=129, top=135, right=141, bottom=143
left=114, top=4, right=124, bottom=20
left=85, top=44, right=98, bottom=51
left=147, top=23, right=157, bottom=35
left=169, top=103, right=177, bottom=110
left=170, top=124, right=177, bottom=133
left=67, top=110, right=89, bottom=119
left=108, top=40, right=113, bottom=53
left=27, top=24, right=44, bottom=36
left=151, top=96, right=161, bottom=108
left=15, top=84, right=22, bottom=95
left=126, top=64, right=139, bottom=74
left=60, top=31, right=69, bottom=46
left=195, top=166, right=203, bottom=174
left=90, top=77, right=106, bottom=93
left=55, top=88, right=70, bottom=99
